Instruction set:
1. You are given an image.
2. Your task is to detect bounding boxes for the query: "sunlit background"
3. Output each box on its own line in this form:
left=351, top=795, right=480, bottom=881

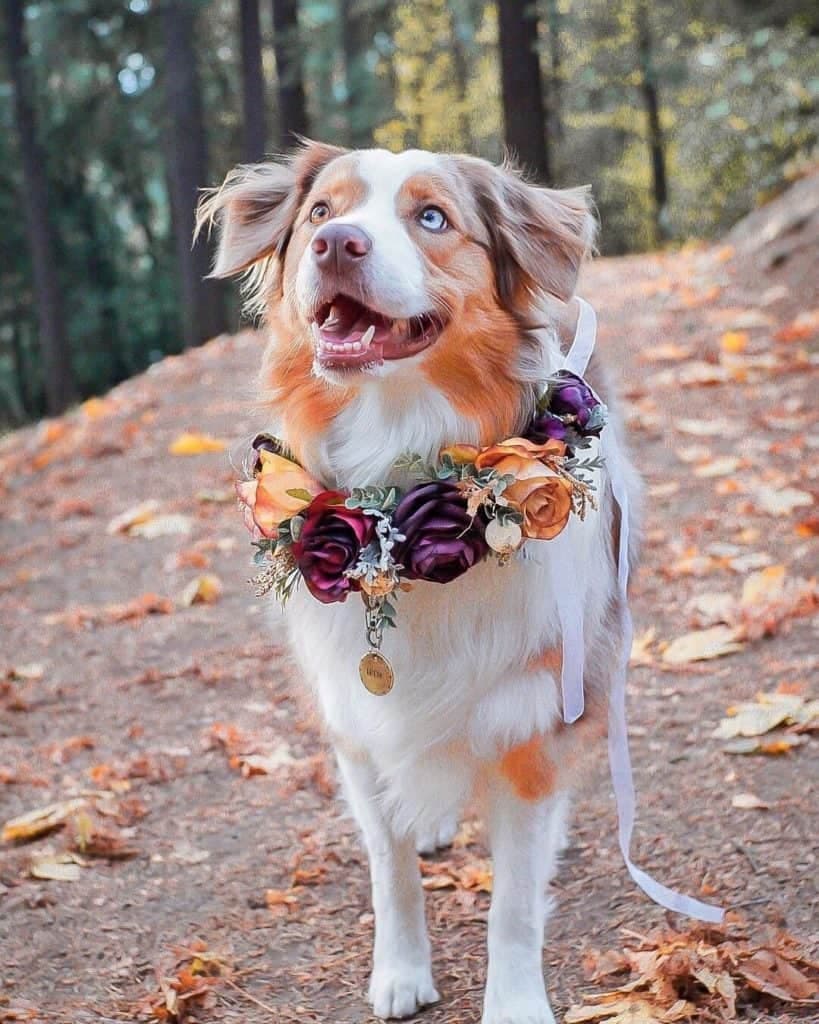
left=1, top=0, right=817, bottom=423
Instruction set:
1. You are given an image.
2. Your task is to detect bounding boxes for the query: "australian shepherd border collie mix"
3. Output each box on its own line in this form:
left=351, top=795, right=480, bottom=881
left=199, top=142, right=641, bottom=1024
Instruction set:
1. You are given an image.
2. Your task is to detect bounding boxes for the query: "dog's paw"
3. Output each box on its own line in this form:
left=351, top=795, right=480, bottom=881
left=481, top=994, right=556, bottom=1024
left=415, top=815, right=458, bottom=856
left=368, top=965, right=440, bottom=1019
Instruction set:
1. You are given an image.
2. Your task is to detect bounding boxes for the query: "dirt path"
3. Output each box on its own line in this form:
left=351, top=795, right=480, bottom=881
left=1, top=230, right=817, bottom=1023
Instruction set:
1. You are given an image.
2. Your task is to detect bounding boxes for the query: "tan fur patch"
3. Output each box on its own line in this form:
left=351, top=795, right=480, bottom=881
left=527, top=646, right=562, bottom=675
left=498, top=735, right=556, bottom=801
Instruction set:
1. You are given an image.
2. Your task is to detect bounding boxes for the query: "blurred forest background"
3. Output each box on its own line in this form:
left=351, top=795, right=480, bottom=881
left=0, top=0, right=817, bottom=424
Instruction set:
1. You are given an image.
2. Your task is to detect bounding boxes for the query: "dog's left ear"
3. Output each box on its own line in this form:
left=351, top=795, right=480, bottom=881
left=196, top=140, right=346, bottom=279
left=455, top=156, right=597, bottom=311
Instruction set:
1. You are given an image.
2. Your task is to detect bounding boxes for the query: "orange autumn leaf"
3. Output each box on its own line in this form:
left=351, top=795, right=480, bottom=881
left=720, top=330, right=748, bottom=353
left=168, top=432, right=227, bottom=455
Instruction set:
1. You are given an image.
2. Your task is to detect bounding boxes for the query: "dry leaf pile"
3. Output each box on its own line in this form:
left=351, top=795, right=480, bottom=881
left=659, top=566, right=817, bottom=666
left=136, top=940, right=233, bottom=1022
left=569, top=923, right=818, bottom=1023
left=713, top=689, right=818, bottom=755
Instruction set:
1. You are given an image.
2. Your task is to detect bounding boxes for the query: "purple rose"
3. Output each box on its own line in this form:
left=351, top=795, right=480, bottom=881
left=526, top=411, right=568, bottom=445
left=548, top=371, right=602, bottom=434
left=292, top=491, right=374, bottom=604
left=392, top=482, right=488, bottom=584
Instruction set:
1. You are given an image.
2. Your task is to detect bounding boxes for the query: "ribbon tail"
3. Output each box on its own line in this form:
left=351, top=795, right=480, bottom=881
left=606, top=434, right=725, bottom=924
left=552, top=534, right=585, bottom=724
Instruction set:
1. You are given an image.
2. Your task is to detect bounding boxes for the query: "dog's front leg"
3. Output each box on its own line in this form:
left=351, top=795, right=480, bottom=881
left=336, top=749, right=439, bottom=1020
left=482, top=775, right=567, bottom=1024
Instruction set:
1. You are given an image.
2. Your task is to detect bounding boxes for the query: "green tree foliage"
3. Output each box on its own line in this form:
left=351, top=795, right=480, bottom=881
left=0, top=0, right=816, bottom=425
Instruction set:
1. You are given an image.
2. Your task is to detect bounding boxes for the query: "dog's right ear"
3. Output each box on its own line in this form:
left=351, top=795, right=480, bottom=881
left=196, top=140, right=346, bottom=279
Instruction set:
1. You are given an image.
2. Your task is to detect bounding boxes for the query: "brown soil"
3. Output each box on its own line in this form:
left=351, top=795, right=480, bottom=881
left=1, top=212, right=817, bottom=1023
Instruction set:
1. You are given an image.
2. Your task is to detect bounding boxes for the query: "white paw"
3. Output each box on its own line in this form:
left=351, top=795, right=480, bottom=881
left=415, top=815, right=458, bottom=855
left=482, top=994, right=556, bottom=1024
left=369, top=964, right=440, bottom=1019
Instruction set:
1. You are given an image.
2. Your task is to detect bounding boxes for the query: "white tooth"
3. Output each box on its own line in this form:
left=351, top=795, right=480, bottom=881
left=343, top=343, right=353, bottom=353
left=352, top=342, right=362, bottom=351
left=361, top=325, right=375, bottom=348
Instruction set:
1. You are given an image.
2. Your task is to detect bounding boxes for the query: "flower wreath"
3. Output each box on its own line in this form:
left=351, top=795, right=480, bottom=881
left=238, top=371, right=607, bottom=694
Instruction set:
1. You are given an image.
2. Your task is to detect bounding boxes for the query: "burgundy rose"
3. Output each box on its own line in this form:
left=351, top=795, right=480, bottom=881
left=291, top=491, right=374, bottom=604
left=548, top=371, right=602, bottom=434
left=392, top=482, right=488, bottom=584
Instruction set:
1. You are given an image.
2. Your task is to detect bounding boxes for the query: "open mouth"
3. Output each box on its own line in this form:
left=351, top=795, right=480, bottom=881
left=310, top=295, right=444, bottom=371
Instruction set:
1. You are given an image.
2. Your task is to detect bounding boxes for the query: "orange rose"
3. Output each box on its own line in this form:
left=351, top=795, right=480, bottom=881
left=474, top=437, right=572, bottom=541
left=473, top=437, right=567, bottom=477
left=439, top=443, right=480, bottom=465
left=239, top=450, right=321, bottom=538
left=504, top=474, right=573, bottom=540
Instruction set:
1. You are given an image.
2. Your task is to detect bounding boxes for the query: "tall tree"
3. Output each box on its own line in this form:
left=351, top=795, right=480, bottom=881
left=4, top=0, right=76, bottom=414
left=271, top=0, right=309, bottom=147
left=497, top=0, right=550, bottom=182
left=545, top=0, right=564, bottom=145
left=160, top=0, right=226, bottom=348
left=239, top=0, right=267, bottom=160
left=635, top=1, right=669, bottom=242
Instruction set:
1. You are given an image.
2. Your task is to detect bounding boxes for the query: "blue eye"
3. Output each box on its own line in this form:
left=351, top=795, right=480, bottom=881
left=418, top=206, right=448, bottom=232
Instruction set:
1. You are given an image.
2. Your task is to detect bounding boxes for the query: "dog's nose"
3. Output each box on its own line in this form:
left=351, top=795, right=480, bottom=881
left=311, top=223, right=372, bottom=269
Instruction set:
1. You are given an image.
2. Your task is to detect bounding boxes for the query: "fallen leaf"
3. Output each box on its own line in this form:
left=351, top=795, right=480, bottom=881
left=675, top=417, right=734, bottom=437
left=686, top=591, right=735, bottom=627
left=720, top=330, right=749, bottom=353
left=6, top=662, right=46, bottom=681
left=775, top=309, right=819, bottom=343
left=630, top=627, right=656, bottom=666
left=753, top=486, right=813, bottom=517
left=662, top=626, right=743, bottom=665
left=169, top=432, right=227, bottom=455
left=264, top=887, right=300, bottom=911
left=68, top=812, right=138, bottom=859
left=180, top=574, right=223, bottom=607
left=106, top=500, right=161, bottom=535
left=640, top=343, right=691, bottom=363
left=723, top=735, right=806, bottom=755
left=731, top=792, right=769, bottom=810
left=739, top=949, right=817, bottom=1001
left=741, top=565, right=786, bottom=606
left=129, top=514, right=193, bottom=539
left=694, top=456, right=740, bottom=478
left=29, top=851, right=84, bottom=881
left=2, top=798, right=87, bottom=843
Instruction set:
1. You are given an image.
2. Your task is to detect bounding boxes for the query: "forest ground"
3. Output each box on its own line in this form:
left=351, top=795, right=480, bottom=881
left=1, top=180, right=817, bottom=1024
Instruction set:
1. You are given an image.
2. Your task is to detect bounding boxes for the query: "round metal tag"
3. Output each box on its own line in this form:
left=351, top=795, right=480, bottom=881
left=359, top=650, right=395, bottom=696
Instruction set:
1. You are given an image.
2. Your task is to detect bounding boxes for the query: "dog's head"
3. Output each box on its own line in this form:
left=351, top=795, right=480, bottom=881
left=198, top=143, right=594, bottom=439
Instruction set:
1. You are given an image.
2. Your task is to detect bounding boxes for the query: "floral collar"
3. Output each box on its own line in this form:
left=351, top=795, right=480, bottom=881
left=237, top=370, right=606, bottom=695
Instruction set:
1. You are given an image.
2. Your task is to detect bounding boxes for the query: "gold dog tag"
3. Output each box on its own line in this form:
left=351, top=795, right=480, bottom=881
left=359, top=650, right=394, bottom=696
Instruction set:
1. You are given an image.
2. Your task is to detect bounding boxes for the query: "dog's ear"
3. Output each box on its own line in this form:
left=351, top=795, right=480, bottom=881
left=196, top=140, right=346, bottom=279
left=455, top=156, right=597, bottom=311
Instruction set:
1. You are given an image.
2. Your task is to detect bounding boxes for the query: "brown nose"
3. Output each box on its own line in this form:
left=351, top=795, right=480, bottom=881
left=311, top=223, right=372, bottom=270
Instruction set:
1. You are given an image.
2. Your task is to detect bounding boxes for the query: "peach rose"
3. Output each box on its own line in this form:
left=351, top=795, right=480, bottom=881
left=504, top=474, right=573, bottom=540
left=473, top=437, right=567, bottom=477
left=474, top=437, right=572, bottom=541
left=238, top=450, right=321, bottom=538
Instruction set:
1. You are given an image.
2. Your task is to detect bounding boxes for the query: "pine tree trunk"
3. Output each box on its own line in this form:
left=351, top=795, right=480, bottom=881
left=497, top=0, right=550, bottom=183
left=271, top=0, right=309, bottom=147
left=4, top=0, right=76, bottom=414
left=160, top=0, right=226, bottom=348
left=239, top=0, right=267, bottom=161
left=448, top=0, right=471, bottom=148
left=636, top=1, right=669, bottom=243
left=545, top=0, right=563, bottom=143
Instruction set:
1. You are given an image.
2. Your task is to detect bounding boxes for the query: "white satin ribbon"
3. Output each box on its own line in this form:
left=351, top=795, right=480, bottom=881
left=558, top=298, right=724, bottom=923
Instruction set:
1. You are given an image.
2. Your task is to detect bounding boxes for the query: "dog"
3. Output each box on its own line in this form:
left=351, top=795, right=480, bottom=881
left=198, top=142, right=641, bottom=1024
